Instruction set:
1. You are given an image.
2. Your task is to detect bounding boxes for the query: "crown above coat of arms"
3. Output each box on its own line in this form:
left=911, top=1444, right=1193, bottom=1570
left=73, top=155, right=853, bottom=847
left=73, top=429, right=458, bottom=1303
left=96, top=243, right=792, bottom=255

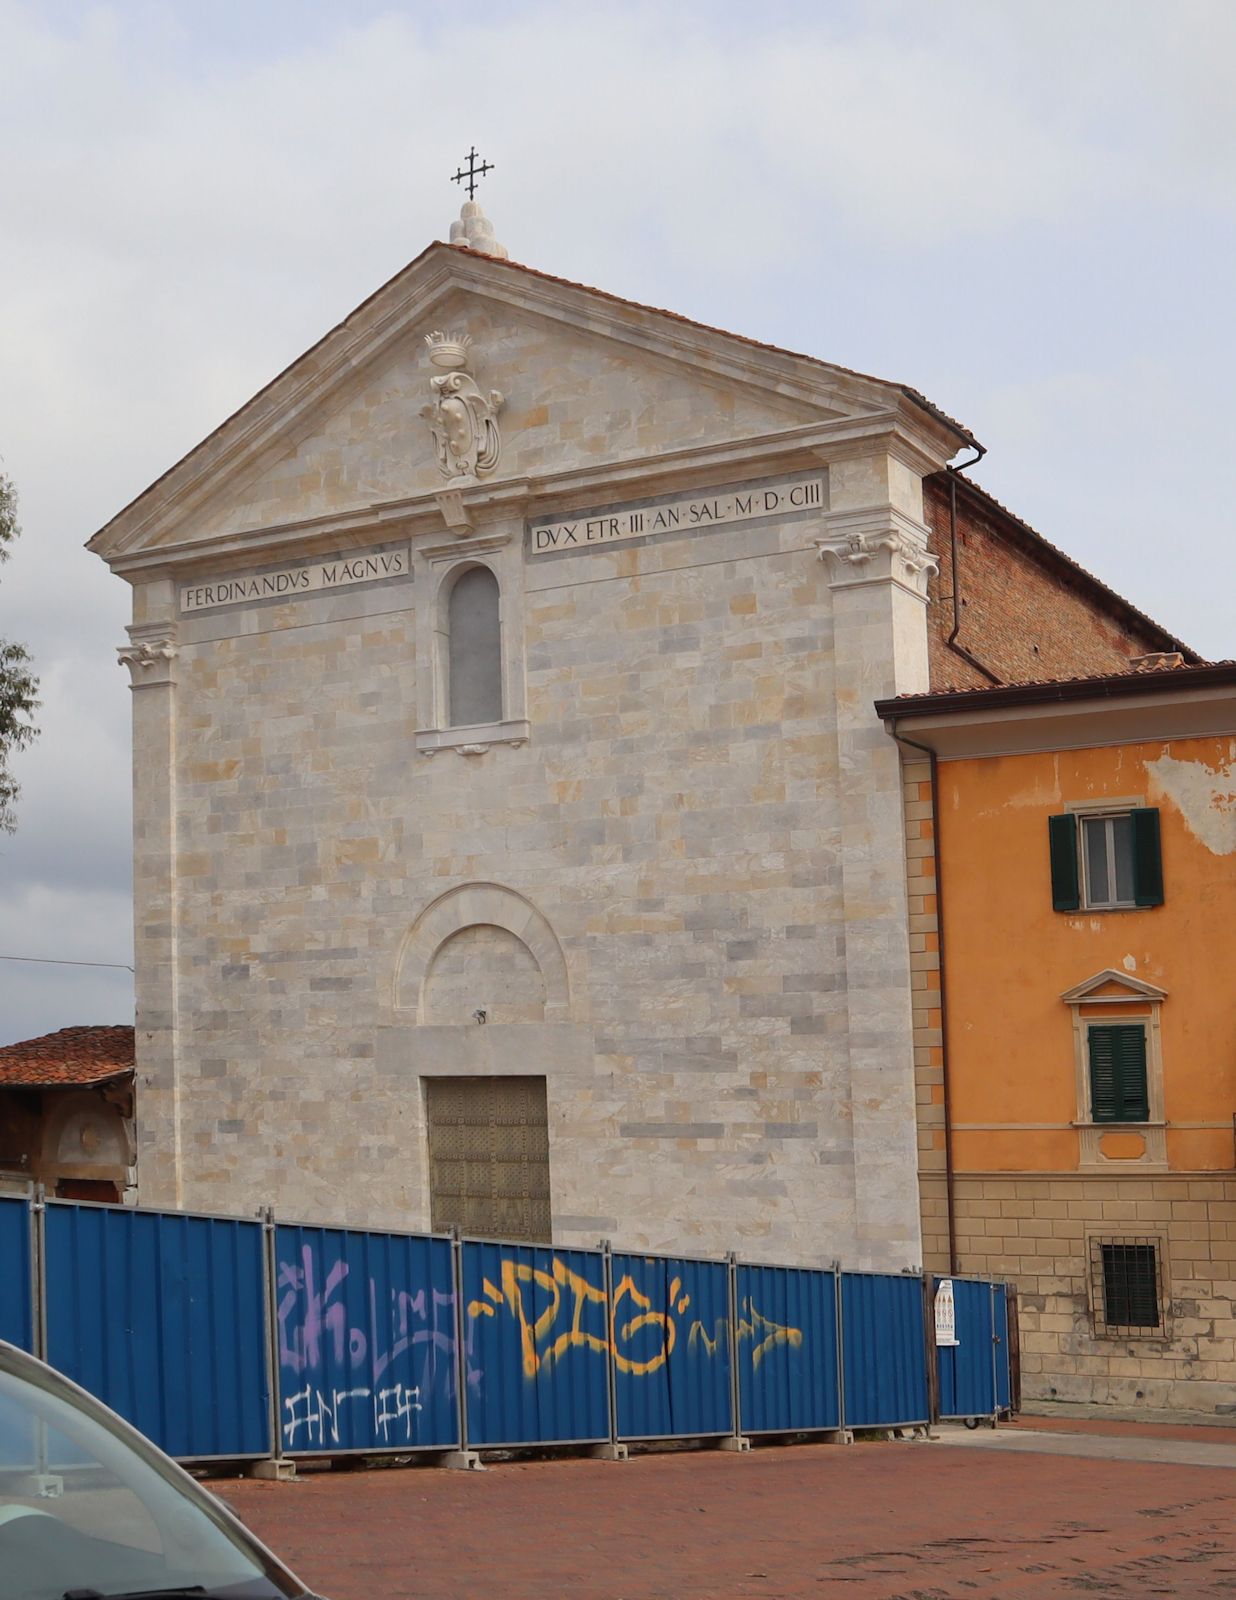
left=424, top=330, right=473, bottom=371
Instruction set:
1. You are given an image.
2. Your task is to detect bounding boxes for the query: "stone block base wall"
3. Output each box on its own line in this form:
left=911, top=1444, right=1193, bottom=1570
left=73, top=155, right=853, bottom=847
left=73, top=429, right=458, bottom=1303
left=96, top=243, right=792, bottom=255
left=922, top=1170, right=1236, bottom=1412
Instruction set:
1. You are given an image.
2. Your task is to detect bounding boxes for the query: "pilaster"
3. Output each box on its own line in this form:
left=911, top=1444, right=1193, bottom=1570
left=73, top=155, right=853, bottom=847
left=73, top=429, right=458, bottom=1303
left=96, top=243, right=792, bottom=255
left=816, top=457, right=937, bottom=1267
left=118, top=582, right=182, bottom=1207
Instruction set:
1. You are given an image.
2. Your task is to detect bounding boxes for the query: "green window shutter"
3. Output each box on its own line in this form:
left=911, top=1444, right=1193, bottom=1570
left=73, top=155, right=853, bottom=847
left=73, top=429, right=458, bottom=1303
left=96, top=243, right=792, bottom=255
left=1089, top=1026, right=1119, bottom=1121
left=1049, top=814, right=1080, bottom=911
left=1089, top=1024, right=1149, bottom=1123
left=1132, top=808, right=1164, bottom=907
left=1114, top=1025, right=1149, bottom=1121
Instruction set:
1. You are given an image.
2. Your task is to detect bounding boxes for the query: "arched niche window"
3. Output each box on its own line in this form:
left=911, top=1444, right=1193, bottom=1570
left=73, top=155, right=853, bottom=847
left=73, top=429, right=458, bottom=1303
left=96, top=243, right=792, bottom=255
left=447, top=565, right=502, bottom=727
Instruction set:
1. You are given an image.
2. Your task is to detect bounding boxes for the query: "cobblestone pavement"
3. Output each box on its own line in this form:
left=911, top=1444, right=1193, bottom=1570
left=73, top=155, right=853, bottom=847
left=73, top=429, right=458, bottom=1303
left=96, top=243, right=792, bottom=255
left=214, top=1435, right=1236, bottom=1599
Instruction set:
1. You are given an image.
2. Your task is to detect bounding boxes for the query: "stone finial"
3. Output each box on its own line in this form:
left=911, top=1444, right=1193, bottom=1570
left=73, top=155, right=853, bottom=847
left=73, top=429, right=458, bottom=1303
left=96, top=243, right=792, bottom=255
left=449, top=200, right=508, bottom=261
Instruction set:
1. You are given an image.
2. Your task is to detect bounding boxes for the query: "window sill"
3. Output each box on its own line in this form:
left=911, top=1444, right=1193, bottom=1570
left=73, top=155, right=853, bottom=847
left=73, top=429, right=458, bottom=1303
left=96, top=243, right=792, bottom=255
left=416, top=719, right=530, bottom=757
left=1072, top=1120, right=1164, bottom=1130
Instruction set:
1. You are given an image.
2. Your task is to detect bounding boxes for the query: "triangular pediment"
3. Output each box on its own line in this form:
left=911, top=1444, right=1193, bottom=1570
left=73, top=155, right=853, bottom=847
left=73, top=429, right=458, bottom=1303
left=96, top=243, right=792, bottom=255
left=1060, top=969, right=1168, bottom=1004
left=89, top=244, right=968, bottom=562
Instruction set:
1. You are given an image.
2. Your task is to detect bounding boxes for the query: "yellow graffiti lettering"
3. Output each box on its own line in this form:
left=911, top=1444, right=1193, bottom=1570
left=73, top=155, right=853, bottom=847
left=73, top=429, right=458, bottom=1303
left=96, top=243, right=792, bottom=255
left=687, top=1318, right=728, bottom=1358
left=494, top=1256, right=609, bottom=1378
left=738, top=1297, right=804, bottom=1370
left=611, top=1274, right=675, bottom=1375
left=465, top=1257, right=804, bottom=1381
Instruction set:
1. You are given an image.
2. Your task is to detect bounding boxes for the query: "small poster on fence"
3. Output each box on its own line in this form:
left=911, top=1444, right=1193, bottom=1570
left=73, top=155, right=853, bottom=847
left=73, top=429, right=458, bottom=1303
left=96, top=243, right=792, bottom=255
left=934, top=1278, right=960, bottom=1346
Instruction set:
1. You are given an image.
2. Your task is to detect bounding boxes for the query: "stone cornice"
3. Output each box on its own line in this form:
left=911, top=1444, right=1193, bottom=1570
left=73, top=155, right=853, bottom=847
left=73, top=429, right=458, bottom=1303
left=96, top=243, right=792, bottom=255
left=103, top=412, right=951, bottom=581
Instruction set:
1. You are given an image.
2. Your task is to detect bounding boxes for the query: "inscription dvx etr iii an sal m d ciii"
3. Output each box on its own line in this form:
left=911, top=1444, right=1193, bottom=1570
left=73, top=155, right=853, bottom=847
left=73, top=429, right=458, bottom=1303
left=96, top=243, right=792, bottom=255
left=529, top=476, right=825, bottom=555
left=180, top=546, right=410, bottom=615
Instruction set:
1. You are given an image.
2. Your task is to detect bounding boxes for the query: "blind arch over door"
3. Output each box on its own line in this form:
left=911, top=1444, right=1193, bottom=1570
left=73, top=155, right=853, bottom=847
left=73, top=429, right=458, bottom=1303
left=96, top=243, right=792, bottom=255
left=447, top=565, right=502, bottom=727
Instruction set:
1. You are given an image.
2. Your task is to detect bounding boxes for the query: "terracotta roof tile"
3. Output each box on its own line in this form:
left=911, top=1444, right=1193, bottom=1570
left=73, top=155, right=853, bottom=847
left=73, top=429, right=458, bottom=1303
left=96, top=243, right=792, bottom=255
left=877, top=659, right=1236, bottom=719
left=0, top=1026, right=135, bottom=1088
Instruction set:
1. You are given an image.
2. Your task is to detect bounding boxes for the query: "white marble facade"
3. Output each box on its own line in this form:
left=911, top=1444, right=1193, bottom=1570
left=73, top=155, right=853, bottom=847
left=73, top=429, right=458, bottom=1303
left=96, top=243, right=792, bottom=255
left=90, top=220, right=969, bottom=1270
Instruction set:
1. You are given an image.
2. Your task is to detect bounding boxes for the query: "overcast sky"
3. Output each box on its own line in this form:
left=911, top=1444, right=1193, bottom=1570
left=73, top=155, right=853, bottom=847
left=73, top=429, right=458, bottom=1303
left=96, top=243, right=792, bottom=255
left=1, top=0, right=1233, bottom=1044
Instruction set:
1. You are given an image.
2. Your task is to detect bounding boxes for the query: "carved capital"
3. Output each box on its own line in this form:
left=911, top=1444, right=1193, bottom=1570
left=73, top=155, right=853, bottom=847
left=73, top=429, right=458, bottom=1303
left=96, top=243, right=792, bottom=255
left=814, top=512, right=937, bottom=600
left=118, top=628, right=178, bottom=688
left=421, top=331, right=504, bottom=484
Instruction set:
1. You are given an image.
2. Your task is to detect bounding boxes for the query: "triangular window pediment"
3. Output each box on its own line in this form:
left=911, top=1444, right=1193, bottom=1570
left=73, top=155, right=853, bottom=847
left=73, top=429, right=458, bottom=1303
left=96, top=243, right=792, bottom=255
left=1060, top=969, right=1167, bottom=1005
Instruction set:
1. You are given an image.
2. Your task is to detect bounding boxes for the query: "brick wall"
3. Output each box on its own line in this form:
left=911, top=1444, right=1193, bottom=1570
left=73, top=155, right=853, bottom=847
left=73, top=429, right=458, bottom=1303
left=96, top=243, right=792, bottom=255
left=922, top=477, right=1185, bottom=692
left=953, top=1174, right=1236, bottom=1411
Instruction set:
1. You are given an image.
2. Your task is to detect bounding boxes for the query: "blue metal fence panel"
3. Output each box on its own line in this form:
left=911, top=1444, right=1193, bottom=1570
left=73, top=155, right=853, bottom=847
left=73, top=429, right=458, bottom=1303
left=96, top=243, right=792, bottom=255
left=461, top=1240, right=610, bottom=1447
left=994, top=1283, right=1011, bottom=1411
left=737, top=1264, right=839, bottom=1435
left=841, top=1272, right=929, bottom=1428
left=0, top=1194, right=33, bottom=1353
left=44, top=1203, right=270, bottom=1459
left=274, top=1224, right=459, bottom=1455
left=612, top=1254, right=733, bottom=1441
left=935, top=1277, right=995, bottom=1420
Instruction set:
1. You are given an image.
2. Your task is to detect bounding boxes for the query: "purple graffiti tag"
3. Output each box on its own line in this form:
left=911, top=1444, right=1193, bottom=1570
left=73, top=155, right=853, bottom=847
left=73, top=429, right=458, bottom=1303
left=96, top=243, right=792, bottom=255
left=278, top=1245, right=359, bottom=1373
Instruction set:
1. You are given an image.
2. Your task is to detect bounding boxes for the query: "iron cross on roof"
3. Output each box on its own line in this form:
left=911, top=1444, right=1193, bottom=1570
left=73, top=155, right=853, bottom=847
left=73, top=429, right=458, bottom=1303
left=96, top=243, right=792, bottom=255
left=451, top=147, right=494, bottom=201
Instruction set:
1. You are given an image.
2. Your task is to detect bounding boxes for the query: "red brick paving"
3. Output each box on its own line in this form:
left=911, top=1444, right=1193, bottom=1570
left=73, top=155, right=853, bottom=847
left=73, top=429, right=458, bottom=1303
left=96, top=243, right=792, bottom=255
left=215, top=1439, right=1236, bottom=1598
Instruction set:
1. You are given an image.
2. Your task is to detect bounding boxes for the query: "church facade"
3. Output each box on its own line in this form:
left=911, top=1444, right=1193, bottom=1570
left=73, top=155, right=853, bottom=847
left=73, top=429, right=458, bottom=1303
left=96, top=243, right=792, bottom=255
left=89, top=207, right=1186, bottom=1270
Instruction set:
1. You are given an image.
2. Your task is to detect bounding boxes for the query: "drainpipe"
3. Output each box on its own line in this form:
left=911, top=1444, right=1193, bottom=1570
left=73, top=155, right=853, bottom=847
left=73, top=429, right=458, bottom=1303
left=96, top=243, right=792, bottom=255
left=893, top=726, right=958, bottom=1274
left=944, top=450, right=1001, bottom=687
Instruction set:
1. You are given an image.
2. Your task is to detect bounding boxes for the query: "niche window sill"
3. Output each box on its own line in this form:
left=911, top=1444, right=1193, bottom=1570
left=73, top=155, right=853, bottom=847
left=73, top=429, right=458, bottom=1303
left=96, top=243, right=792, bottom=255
left=416, top=719, right=530, bottom=758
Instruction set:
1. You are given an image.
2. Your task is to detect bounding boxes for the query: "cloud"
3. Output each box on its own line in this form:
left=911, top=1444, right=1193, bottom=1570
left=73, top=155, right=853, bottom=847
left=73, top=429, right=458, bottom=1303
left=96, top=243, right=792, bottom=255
left=0, top=0, right=1233, bottom=1039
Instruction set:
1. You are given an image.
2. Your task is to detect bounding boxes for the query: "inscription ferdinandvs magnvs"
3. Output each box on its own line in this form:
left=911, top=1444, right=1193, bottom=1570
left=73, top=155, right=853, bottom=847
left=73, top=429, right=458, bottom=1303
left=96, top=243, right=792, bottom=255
left=181, top=546, right=410, bottom=614
left=530, top=476, right=825, bottom=555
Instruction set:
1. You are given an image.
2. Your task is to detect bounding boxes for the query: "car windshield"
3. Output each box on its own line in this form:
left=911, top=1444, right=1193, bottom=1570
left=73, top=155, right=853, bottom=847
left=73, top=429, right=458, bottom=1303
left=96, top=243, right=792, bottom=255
left=0, top=1347, right=299, bottom=1600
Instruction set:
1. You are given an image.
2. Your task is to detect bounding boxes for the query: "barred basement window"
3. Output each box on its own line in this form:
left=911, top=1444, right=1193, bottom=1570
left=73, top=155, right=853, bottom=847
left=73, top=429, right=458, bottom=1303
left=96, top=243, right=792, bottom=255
left=1090, top=1237, right=1163, bottom=1336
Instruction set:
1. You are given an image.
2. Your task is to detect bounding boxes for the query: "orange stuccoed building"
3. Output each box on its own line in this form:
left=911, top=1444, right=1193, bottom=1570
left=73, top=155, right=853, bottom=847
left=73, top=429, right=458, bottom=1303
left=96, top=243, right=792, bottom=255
left=879, top=659, right=1236, bottom=1413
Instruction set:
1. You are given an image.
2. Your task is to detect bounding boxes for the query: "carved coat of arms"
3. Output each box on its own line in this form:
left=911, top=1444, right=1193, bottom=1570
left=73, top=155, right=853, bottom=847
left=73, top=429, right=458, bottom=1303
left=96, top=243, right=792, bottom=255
left=420, top=331, right=504, bottom=482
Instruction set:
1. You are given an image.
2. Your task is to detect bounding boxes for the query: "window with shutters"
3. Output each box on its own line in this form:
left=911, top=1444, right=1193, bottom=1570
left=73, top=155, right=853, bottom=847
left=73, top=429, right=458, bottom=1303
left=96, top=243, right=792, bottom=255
left=1063, top=970, right=1167, bottom=1168
left=1087, top=1022, right=1149, bottom=1122
left=1089, top=1236, right=1165, bottom=1336
left=425, top=1076, right=551, bottom=1243
left=1048, top=806, right=1163, bottom=912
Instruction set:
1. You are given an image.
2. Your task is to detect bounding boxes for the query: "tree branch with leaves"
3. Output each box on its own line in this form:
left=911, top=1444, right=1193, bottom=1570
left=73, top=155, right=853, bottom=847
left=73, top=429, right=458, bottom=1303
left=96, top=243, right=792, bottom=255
left=0, top=470, right=40, bottom=833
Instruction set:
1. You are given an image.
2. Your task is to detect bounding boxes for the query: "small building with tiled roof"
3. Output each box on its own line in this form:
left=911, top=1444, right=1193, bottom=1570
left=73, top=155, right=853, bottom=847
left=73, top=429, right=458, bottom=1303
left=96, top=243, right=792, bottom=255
left=0, top=1026, right=135, bottom=1202
left=85, top=195, right=1204, bottom=1280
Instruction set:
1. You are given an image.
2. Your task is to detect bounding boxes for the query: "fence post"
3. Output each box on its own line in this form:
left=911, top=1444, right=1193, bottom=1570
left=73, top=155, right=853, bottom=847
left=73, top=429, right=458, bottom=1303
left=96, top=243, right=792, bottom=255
left=989, top=1281, right=1000, bottom=1426
left=242, top=1207, right=295, bottom=1480
left=923, top=1272, right=940, bottom=1429
left=1005, top=1282, right=1021, bottom=1414
left=586, top=1241, right=627, bottom=1461
left=29, top=1184, right=55, bottom=1493
left=437, top=1231, right=481, bottom=1470
left=833, top=1261, right=848, bottom=1439
left=31, top=1183, right=46, bottom=1364
left=715, top=1252, right=749, bottom=1452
